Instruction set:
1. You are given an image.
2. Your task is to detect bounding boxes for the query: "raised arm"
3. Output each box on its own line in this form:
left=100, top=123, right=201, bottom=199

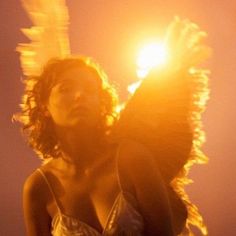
left=23, top=171, right=52, bottom=236
left=117, top=139, right=175, bottom=236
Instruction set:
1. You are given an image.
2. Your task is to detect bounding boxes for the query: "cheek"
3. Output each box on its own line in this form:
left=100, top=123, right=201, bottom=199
left=47, top=92, right=72, bottom=125
left=49, top=86, right=75, bottom=109
left=86, top=96, right=102, bottom=123
left=91, top=95, right=101, bottom=113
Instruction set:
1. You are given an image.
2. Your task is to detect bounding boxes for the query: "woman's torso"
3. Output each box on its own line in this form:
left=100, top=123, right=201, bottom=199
left=37, top=148, right=144, bottom=235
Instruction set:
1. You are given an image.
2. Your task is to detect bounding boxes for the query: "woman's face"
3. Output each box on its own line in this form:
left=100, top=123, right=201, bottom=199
left=47, top=66, right=102, bottom=128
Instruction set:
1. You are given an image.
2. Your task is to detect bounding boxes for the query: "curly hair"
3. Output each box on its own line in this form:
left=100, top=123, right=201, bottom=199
left=15, top=56, right=119, bottom=160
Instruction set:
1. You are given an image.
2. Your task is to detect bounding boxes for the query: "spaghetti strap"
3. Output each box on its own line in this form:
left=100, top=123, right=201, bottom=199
left=114, top=143, right=140, bottom=208
left=115, top=143, right=122, bottom=191
left=37, top=168, right=62, bottom=213
left=115, top=143, right=130, bottom=195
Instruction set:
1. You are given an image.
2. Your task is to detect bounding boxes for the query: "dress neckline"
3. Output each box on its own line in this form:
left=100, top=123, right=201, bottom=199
left=53, top=192, right=123, bottom=235
left=52, top=191, right=140, bottom=235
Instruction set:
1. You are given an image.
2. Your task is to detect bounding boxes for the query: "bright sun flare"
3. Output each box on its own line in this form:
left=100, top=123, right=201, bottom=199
left=136, top=42, right=168, bottom=78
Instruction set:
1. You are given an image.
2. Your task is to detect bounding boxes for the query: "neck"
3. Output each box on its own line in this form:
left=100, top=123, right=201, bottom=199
left=55, top=124, right=106, bottom=169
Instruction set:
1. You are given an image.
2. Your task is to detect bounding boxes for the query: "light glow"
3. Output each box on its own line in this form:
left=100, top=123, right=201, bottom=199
left=136, top=42, right=168, bottom=78
left=127, top=80, right=142, bottom=94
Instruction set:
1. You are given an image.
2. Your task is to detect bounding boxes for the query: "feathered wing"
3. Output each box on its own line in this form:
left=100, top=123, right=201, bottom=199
left=17, top=0, right=71, bottom=76
left=111, top=17, right=211, bottom=235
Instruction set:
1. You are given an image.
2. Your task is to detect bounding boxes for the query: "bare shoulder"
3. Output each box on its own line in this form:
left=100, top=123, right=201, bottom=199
left=23, top=167, right=53, bottom=219
left=117, top=139, right=155, bottom=175
left=116, top=139, right=174, bottom=235
left=23, top=168, right=48, bottom=200
left=23, top=168, right=51, bottom=236
left=23, top=159, right=56, bottom=199
left=116, top=138, right=162, bottom=194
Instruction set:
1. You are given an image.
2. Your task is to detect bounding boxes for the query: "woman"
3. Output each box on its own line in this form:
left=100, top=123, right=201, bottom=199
left=17, top=56, right=180, bottom=235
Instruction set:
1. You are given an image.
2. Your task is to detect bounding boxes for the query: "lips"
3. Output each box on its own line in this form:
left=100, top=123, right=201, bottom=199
left=71, top=105, right=89, bottom=115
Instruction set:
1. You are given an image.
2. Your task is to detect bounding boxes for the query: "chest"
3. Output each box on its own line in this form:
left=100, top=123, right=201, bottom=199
left=47, top=170, right=120, bottom=230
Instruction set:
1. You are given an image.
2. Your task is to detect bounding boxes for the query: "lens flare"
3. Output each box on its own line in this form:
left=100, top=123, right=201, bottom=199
left=136, top=42, right=168, bottom=78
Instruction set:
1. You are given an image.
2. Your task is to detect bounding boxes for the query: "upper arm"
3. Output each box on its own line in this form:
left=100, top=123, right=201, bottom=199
left=117, top=139, right=174, bottom=236
left=23, top=171, right=51, bottom=236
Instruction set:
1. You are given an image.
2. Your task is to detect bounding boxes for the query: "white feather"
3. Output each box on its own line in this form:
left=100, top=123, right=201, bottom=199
left=17, top=0, right=71, bottom=76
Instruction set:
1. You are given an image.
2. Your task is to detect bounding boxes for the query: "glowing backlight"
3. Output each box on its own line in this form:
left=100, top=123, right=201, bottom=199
left=136, top=42, right=168, bottom=78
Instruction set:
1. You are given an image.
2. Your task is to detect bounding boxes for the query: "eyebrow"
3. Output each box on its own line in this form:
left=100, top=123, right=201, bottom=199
left=56, top=79, right=99, bottom=91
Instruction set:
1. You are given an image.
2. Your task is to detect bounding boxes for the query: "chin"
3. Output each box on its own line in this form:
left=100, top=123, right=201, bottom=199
left=70, top=118, right=95, bottom=129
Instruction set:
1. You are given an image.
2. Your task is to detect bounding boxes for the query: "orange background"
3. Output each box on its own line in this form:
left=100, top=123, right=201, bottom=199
left=1, top=1, right=235, bottom=235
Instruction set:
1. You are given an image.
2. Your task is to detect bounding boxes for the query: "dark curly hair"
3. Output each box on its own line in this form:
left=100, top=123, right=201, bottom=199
left=15, top=56, right=119, bottom=160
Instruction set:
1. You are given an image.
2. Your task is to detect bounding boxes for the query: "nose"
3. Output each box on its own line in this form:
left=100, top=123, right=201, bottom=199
left=74, top=89, right=86, bottom=101
left=75, top=91, right=81, bottom=98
